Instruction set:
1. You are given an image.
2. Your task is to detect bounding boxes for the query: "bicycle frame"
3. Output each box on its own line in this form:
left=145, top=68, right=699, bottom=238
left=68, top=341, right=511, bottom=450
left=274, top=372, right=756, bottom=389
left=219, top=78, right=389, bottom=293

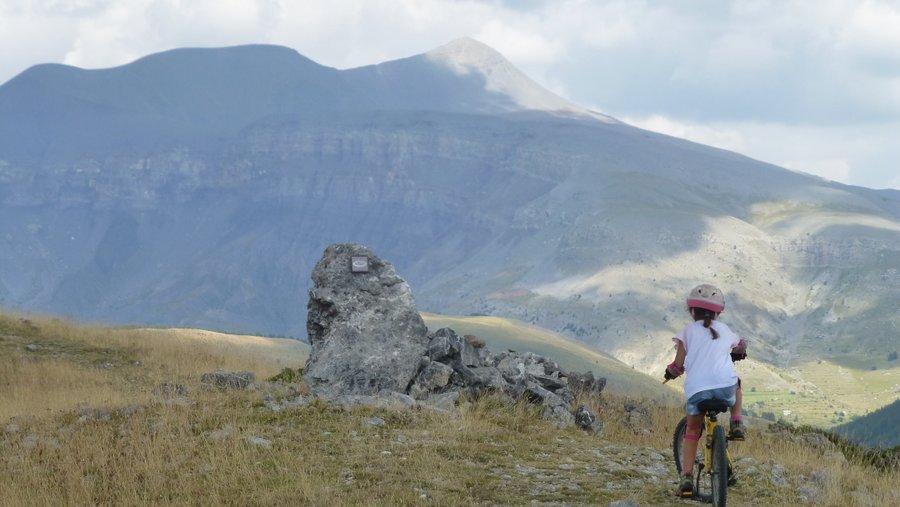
left=693, top=409, right=734, bottom=500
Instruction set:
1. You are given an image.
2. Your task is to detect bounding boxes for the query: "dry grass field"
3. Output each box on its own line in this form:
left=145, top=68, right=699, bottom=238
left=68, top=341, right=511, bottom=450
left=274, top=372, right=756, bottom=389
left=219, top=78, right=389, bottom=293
left=1, top=311, right=897, bottom=506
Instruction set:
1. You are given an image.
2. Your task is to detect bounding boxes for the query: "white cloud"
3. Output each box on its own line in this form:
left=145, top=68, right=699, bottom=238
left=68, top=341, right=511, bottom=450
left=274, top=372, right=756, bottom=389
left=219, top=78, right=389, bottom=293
left=782, top=159, right=852, bottom=185
left=475, top=20, right=562, bottom=65
left=622, top=115, right=900, bottom=190
left=671, top=29, right=788, bottom=89
left=622, top=115, right=747, bottom=154
left=839, top=0, right=900, bottom=63
left=890, top=175, right=900, bottom=190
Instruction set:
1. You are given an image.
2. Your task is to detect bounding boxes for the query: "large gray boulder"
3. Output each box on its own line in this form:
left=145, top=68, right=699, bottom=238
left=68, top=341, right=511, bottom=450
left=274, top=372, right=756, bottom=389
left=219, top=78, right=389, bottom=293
left=304, top=243, right=430, bottom=398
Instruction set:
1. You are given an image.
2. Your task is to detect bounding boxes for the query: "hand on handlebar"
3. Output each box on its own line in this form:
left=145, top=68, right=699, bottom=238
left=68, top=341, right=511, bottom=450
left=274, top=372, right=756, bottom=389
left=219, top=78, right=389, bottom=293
left=731, top=339, right=748, bottom=362
left=664, top=362, right=684, bottom=381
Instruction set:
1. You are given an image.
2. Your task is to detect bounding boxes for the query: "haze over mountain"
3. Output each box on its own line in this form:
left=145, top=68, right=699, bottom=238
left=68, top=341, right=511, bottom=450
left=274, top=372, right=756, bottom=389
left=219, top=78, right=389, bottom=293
left=1, top=38, right=898, bottom=384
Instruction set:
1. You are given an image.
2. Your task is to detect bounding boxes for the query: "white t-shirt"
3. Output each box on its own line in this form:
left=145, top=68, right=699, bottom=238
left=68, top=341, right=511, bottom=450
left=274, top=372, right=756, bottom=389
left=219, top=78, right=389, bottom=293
left=673, top=320, right=740, bottom=400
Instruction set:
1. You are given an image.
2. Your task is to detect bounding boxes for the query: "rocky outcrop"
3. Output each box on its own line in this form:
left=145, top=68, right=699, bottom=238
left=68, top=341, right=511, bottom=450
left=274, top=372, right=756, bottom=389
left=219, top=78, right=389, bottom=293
left=303, top=244, right=606, bottom=430
left=304, top=243, right=430, bottom=398
left=408, top=330, right=607, bottom=428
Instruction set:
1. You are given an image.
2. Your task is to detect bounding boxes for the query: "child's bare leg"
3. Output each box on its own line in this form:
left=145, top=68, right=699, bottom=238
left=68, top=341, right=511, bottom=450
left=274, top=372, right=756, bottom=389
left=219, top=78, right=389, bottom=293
left=729, top=382, right=746, bottom=439
left=682, top=414, right=704, bottom=474
left=731, top=382, right=742, bottom=418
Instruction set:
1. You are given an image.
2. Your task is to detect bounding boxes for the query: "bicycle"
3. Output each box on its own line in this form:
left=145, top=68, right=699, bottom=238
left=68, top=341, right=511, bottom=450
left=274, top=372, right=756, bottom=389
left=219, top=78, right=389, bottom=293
left=671, top=398, right=738, bottom=505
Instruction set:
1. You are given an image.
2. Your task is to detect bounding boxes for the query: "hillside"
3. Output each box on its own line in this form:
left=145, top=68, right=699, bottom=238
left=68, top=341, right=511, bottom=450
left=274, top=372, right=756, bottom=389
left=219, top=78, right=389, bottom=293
left=1, top=39, right=899, bottom=422
left=0, top=311, right=308, bottom=422
left=835, top=399, right=900, bottom=449
left=1, top=311, right=897, bottom=505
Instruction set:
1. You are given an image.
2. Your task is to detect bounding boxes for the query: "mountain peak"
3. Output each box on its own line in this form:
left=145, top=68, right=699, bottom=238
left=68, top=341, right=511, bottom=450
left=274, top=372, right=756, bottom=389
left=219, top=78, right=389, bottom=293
left=424, top=38, right=614, bottom=121
left=425, top=37, right=509, bottom=72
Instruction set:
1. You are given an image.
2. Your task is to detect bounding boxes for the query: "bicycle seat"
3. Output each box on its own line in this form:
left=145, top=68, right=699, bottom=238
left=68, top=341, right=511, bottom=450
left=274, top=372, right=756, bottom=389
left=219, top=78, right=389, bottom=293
left=697, top=399, right=730, bottom=414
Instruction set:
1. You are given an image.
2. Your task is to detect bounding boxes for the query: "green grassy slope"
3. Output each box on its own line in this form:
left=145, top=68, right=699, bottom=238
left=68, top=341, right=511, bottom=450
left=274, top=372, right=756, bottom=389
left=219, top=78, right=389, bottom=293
left=421, top=312, right=677, bottom=402
left=735, top=357, right=900, bottom=428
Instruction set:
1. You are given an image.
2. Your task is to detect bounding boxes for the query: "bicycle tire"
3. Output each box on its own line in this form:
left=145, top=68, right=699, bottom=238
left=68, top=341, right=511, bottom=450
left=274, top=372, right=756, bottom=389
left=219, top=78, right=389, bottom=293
left=673, top=416, right=687, bottom=473
left=711, top=425, right=729, bottom=507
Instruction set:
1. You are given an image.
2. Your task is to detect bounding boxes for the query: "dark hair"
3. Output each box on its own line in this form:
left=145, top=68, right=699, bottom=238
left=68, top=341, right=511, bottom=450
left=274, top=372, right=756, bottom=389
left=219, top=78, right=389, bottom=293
left=690, top=307, right=719, bottom=339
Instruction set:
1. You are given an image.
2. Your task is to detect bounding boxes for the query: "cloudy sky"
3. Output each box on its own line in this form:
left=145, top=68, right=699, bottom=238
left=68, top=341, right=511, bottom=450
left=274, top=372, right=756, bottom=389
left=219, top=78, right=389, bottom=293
left=2, top=0, right=898, bottom=190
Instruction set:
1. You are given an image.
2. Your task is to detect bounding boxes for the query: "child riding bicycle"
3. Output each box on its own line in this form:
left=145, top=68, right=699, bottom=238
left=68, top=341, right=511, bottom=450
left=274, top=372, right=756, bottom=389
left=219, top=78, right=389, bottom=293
left=664, top=284, right=747, bottom=497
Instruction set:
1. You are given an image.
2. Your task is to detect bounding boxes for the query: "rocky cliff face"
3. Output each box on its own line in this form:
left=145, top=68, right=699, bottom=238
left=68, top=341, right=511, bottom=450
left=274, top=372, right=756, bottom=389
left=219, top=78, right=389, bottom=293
left=1, top=41, right=898, bottom=374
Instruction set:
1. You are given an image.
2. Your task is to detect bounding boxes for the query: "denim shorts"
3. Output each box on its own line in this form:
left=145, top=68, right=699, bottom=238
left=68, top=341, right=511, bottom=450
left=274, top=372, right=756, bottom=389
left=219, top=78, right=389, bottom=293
left=685, top=383, right=738, bottom=416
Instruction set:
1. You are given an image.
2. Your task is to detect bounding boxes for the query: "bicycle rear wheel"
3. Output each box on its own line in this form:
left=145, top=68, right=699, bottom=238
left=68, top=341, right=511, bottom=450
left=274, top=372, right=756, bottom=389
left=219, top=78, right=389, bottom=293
left=711, top=425, right=729, bottom=507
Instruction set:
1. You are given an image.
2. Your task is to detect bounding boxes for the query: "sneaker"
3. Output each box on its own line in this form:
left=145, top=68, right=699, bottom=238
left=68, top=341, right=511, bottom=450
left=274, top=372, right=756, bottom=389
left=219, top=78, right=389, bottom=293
left=729, top=419, right=746, bottom=441
left=678, top=473, right=694, bottom=497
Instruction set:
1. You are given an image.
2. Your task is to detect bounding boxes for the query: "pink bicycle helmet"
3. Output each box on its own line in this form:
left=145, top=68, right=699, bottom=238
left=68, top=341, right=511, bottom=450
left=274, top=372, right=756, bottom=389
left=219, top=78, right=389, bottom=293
left=687, top=284, right=725, bottom=313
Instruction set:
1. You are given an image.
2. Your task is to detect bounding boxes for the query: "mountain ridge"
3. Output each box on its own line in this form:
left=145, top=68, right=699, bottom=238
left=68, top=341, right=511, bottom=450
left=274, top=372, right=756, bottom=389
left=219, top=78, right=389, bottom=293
left=0, top=40, right=898, bottom=428
left=0, top=39, right=607, bottom=160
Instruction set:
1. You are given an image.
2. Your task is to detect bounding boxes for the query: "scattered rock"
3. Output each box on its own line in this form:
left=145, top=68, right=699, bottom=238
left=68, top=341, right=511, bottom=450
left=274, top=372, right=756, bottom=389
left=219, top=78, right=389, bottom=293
left=609, top=500, right=641, bottom=507
left=770, top=463, right=788, bottom=488
left=264, top=394, right=309, bottom=412
left=516, top=464, right=539, bottom=475
left=421, top=391, right=460, bottom=411
left=162, top=397, right=195, bottom=407
left=809, top=469, right=830, bottom=486
left=366, top=417, right=386, bottom=427
left=623, top=402, right=652, bottom=435
left=25, top=344, right=40, bottom=352
left=21, top=434, right=40, bottom=449
left=575, top=404, right=604, bottom=434
left=408, top=361, right=454, bottom=399
left=798, top=485, right=823, bottom=503
left=119, top=404, right=145, bottom=417
left=153, top=383, right=188, bottom=397
left=323, top=392, right=417, bottom=411
left=246, top=436, right=272, bottom=448
left=200, top=370, right=255, bottom=390
left=533, top=373, right=568, bottom=391
left=798, top=469, right=830, bottom=503
left=207, top=426, right=234, bottom=442
left=426, top=327, right=479, bottom=366
left=78, top=407, right=112, bottom=423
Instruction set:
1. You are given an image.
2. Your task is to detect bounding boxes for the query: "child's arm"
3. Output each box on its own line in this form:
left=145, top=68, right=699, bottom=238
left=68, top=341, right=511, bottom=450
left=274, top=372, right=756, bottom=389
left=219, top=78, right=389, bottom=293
left=665, top=341, right=687, bottom=379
